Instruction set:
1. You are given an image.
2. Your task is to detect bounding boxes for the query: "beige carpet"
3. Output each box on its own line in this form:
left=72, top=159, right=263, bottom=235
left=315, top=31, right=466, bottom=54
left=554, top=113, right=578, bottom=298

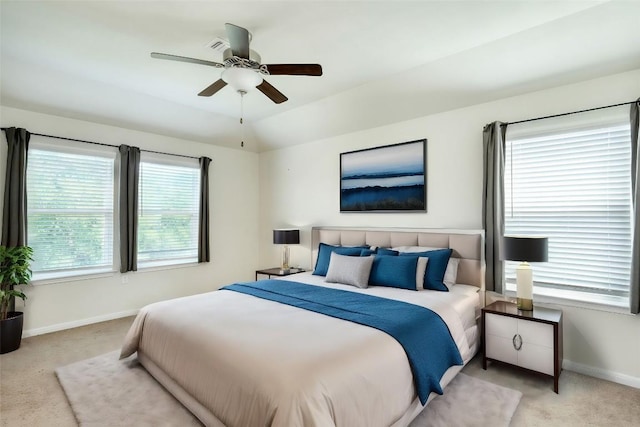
left=56, top=351, right=521, bottom=427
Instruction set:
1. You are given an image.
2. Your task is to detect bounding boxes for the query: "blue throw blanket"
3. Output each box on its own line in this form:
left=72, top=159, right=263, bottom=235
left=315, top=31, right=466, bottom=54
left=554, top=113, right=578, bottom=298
left=221, top=280, right=463, bottom=404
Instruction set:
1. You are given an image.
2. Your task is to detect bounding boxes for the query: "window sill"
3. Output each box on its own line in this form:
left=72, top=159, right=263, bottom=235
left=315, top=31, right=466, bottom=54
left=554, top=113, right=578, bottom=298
left=31, top=260, right=202, bottom=285
left=136, top=259, right=200, bottom=272
left=503, top=283, right=631, bottom=315
left=32, top=269, right=117, bottom=286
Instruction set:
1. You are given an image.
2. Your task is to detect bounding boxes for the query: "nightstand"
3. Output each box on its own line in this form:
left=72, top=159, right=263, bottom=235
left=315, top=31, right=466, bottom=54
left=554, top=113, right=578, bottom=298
left=255, top=267, right=306, bottom=281
left=482, top=301, right=563, bottom=393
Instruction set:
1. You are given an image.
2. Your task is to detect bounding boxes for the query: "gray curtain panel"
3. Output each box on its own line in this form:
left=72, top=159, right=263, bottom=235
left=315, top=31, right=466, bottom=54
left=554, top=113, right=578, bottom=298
left=2, top=127, right=30, bottom=313
left=119, top=145, right=140, bottom=273
left=198, top=156, right=211, bottom=263
left=482, top=121, right=507, bottom=293
left=2, top=127, right=30, bottom=248
left=630, top=99, right=639, bottom=314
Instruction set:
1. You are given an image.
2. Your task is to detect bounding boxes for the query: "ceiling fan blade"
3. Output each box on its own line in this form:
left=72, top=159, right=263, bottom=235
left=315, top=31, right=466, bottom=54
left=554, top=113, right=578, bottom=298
left=256, top=80, right=288, bottom=104
left=151, top=52, right=224, bottom=68
left=264, top=64, right=323, bottom=76
left=225, top=23, right=250, bottom=59
left=198, top=79, right=227, bottom=97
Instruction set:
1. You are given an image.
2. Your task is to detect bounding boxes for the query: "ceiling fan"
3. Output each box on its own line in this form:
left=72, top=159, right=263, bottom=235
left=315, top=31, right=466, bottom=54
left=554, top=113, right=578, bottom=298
left=151, top=23, right=323, bottom=104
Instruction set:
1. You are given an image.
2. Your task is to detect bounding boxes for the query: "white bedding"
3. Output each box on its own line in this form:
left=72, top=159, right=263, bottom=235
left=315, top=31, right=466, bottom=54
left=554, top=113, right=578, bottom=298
left=121, top=273, right=479, bottom=427
left=279, top=272, right=480, bottom=354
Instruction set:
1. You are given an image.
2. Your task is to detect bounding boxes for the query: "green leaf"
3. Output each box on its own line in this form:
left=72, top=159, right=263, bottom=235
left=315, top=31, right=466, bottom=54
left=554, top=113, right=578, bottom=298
left=0, top=245, right=33, bottom=317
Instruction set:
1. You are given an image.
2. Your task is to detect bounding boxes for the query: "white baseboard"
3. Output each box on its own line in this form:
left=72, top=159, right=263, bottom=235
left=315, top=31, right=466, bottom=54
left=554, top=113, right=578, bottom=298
left=564, top=359, right=640, bottom=389
left=22, top=309, right=139, bottom=338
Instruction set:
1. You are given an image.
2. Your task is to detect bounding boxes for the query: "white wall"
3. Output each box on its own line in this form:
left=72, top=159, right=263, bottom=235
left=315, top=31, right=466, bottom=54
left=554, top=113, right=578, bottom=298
left=258, top=69, right=640, bottom=387
left=0, top=106, right=260, bottom=335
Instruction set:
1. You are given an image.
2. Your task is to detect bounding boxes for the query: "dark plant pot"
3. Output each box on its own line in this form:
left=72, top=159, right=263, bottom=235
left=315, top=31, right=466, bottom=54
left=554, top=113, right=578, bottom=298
left=0, top=311, right=24, bottom=354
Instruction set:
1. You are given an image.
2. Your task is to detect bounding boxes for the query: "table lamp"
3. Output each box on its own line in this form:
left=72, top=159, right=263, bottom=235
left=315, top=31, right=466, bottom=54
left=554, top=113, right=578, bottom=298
left=502, top=236, right=548, bottom=311
left=273, top=229, right=300, bottom=271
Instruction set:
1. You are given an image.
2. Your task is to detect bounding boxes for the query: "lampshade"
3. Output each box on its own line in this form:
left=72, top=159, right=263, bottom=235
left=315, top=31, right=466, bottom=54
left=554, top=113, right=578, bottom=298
left=221, top=67, right=263, bottom=93
left=273, top=229, right=299, bottom=271
left=273, top=229, right=300, bottom=245
left=502, top=236, right=548, bottom=262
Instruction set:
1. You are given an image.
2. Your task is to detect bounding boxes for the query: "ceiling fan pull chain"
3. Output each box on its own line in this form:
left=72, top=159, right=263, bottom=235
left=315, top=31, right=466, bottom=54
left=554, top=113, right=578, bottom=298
left=240, top=91, right=245, bottom=147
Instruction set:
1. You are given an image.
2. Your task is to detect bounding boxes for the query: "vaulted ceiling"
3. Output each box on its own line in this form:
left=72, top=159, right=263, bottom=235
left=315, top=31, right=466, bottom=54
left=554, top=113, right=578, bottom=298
left=1, top=1, right=639, bottom=152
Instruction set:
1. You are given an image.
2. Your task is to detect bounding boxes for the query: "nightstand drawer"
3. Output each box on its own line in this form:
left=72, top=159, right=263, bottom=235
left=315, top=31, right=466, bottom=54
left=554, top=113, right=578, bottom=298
left=485, top=313, right=517, bottom=338
left=519, top=342, right=554, bottom=375
left=486, top=312, right=555, bottom=374
left=485, top=334, right=518, bottom=365
left=518, top=318, right=553, bottom=348
left=486, top=333, right=554, bottom=375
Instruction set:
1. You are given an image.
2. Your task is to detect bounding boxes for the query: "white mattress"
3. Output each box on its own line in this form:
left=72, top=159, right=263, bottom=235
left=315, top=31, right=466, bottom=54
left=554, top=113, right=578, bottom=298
left=276, top=271, right=481, bottom=362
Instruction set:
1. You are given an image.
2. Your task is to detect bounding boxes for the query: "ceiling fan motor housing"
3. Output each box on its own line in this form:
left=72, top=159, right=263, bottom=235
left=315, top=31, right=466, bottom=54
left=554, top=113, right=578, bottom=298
left=223, top=48, right=262, bottom=69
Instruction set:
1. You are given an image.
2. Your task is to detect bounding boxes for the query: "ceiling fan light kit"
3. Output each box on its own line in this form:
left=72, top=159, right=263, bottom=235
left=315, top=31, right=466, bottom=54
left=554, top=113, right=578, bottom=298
left=222, top=67, right=263, bottom=93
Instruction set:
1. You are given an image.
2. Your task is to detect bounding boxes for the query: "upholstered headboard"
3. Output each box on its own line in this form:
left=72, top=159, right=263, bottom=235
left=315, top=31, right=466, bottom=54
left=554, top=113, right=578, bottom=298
left=311, top=227, right=485, bottom=290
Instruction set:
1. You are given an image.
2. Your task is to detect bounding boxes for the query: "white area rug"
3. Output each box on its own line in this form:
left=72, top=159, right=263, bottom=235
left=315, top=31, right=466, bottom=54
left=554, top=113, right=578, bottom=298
left=408, top=371, right=522, bottom=427
left=56, top=351, right=521, bottom=427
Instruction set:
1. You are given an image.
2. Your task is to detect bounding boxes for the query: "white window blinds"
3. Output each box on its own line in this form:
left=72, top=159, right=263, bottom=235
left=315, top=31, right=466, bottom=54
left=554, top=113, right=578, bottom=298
left=504, top=121, right=632, bottom=303
left=137, top=155, right=200, bottom=267
left=27, top=142, right=116, bottom=278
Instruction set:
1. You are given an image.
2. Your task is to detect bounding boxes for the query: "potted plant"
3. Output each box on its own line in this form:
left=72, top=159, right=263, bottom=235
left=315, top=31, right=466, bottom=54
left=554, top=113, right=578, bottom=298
left=0, top=245, right=33, bottom=354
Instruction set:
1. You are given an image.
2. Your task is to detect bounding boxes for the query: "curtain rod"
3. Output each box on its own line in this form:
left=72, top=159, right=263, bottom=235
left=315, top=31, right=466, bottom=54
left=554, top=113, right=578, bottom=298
left=0, top=128, right=200, bottom=160
left=501, top=99, right=638, bottom=127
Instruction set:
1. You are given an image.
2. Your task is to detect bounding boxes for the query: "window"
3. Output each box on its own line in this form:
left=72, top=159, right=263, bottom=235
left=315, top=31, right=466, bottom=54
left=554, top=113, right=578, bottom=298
left=23, top=138, right=204, bottom=280
left=27, top=140, right=116, bottom=280
left=504, top=117, right=633, bottom=306
left=137, top=154, right=200, bottom=268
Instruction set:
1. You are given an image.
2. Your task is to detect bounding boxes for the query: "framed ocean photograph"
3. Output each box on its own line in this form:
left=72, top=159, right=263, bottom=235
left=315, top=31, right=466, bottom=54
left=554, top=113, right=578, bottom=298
left=340, top=139, right=427, bottom=212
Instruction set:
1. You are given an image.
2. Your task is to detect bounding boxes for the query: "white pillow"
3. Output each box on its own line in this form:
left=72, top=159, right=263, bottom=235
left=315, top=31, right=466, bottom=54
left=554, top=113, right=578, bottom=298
left=415, top=257, right=429, bottom=291
left=443, top=257, right=460, bottom=289
left=325, top=253, right=374, bottom=288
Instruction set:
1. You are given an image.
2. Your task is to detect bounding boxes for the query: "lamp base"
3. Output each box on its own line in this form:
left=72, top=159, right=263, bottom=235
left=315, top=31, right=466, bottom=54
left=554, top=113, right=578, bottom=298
left=517, top=297, right=533, bottom=311
left=516, top=261, right=534, bottom=311
left=281, top=245, right=290, bottom=271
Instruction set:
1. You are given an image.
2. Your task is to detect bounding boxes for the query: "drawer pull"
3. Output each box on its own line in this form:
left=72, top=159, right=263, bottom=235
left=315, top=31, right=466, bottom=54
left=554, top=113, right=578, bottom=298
left=512, top=334, right=523, bottom=351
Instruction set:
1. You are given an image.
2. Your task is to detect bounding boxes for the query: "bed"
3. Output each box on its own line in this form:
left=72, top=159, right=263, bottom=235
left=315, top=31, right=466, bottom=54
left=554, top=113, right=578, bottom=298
left=120, top=227, right=485, bottom=427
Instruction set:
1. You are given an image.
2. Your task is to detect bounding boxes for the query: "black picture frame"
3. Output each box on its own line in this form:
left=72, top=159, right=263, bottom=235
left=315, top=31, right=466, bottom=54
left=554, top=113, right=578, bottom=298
left=340, top=139, right=427, bottom=212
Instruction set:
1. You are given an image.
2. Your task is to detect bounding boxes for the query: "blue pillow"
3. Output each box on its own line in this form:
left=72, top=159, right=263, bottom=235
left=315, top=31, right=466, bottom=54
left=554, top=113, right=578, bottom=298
left=313, top=243, right=369, bottom=276
left=360, top=248, right=376, bottom=257
left=400, top=249, right=452, bottom=291
left=376, top=247, right=399, bottom=256
left=369, top=255, right=419, bottom=290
